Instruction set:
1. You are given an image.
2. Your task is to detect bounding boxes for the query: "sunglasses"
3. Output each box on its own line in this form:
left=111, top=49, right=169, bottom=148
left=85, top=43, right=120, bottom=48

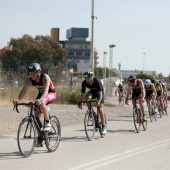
left=84, top=77, right=90, bottom=80
left=129, top=80, right=135, bottom=83
left=29, top=70, right=39, bottom=75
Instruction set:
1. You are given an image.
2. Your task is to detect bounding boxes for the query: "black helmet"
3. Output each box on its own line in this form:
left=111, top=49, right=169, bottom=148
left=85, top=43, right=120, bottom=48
left=83, top=70, right=94, bottom=78
left=128, top=75, right=136, bottom=83
left=28, top=63, right=41, bottom=72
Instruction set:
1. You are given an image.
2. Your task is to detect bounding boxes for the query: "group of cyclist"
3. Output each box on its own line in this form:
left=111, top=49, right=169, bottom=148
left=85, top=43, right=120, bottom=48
left=12, top=62, right=168, bottom=139
left=125, top=75, right=168, bottom=120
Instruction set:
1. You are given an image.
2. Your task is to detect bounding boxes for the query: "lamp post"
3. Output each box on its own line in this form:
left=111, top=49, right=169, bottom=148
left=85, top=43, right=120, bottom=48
left=103, top=52, right=107, bottom=95
left=90, top=0, right=97, bottom=73
left=118, top=62, right=122, bottom=83
left=108, top=44, right=116, bottom=96
left=143, top=53, right=146, bottom=72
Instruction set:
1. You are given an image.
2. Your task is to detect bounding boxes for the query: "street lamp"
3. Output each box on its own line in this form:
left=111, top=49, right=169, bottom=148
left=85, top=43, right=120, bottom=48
left=118, top=62, right=122, bottom=83
left=103, top=52, right=107, bottom=95
left=90, top=0, right=97, bottom=73
left=108, top=44, right=116, bottom=97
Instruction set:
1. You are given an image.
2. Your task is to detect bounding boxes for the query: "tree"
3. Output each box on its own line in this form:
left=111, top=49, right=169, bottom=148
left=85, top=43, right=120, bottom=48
left=0, top=34, right=68, bottom=72
left=157, top=73, right=164, bottom=79
left=0, top=34, right=68, bottom=85
left=94, top=67, right=117, bottom=78
left=136, top=73, right=154, bottom=81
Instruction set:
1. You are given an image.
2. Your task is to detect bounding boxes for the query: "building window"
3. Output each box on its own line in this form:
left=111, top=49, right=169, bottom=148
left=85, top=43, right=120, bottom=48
left=85, top=44, right=90, bottom=49
left=84, top=52, right=90, bottom=56
left=76, top=52, right=83, bottom=56
left=68, top=51, right=74, bottom=55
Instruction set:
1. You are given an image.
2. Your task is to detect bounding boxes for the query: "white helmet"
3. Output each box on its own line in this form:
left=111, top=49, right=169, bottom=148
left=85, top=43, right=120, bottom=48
left=144, top=79, right=151, bottom=86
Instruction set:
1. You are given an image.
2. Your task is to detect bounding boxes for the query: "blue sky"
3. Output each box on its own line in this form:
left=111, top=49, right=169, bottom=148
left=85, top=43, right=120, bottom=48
left=0, top=0, right=170, bottom=76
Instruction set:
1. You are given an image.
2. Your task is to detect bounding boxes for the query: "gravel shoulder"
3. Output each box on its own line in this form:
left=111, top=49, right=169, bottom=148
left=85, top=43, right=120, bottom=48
left=0, top=97, right=132, bottom=135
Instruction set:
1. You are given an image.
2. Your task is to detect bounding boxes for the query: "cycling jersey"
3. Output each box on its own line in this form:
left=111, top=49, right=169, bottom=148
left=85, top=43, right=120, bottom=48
left=155, top=83, right=162, bottom=97
left=81, top=77, right=103, bottom=93
left=145, top=85, right=154, bottom=97
left=81, top=77, right=104, bottom=104
left=32, top=74, right=56, bottom=93
left=132, top=80, right=141, bottom=98
left=117, top=85, right=125, bottom=93
left=31, top=74, right=56, bottom=104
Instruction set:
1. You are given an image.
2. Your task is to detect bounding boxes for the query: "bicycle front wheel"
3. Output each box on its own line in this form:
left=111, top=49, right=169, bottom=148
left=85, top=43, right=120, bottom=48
left=17, top=116, right=35, bottom=157
left=148, top=103, right=153, bottom=122
left=84, top=111, right=95, bottom=141
left=133, top=108, right=141, bottom=133
left=45, top=116, right=61, bottom=152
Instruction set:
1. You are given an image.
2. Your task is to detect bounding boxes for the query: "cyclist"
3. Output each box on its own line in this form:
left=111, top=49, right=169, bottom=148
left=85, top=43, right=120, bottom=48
left=154, top=80, right=166, bottom=115
left=125, top=75, right=147, bottom=120
left=13, top=63, right=56, bottom=131
left=117, top=83, right=126, bottom=104
left=78, top=70, right=106, bottom=134
left=159, top=80, right=168, bottom=106
left=144, top=79, right=157, bottom=113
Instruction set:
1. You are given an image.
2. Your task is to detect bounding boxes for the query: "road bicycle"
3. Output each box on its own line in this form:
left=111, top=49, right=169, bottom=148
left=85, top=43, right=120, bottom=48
left=118, top=93, right=124, bottom=105
left=130, top=97, right=147, bottom=133
left=78, top=99, right=107, bottom=141
left=146, top=96, right=157, bottom=122
left=13, top=102, right=61, bottom=157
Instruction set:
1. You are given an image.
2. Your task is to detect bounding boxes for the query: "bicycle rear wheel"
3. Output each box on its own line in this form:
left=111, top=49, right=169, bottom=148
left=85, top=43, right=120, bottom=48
left=133, top=108, right=141, bottom=133
left=45, top=116, right=61, bottom=152
left=84, top=111, right=95, bottom=141
left=17, top=116, right=35, bottom=157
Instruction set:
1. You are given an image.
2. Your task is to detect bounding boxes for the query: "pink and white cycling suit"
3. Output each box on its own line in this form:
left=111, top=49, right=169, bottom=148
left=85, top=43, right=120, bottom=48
left=31, top=74, right=56, bottom=104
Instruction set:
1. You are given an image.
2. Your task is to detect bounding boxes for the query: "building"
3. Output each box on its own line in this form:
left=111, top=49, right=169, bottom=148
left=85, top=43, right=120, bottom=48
left=51, top=27, right=99, bottom=73
left=114, top=69, right=157, bottom=78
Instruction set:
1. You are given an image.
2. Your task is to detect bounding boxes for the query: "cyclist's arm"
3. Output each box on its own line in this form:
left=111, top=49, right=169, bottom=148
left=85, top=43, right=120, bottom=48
left=17, top=77, right=32, bottom=101
left=163, top=85, right=168, bottom=95
left=97, top=91, right=102, bottom=104
left=151, top=83, right=157, bottom=97
left=139, top=80, right=145, bottom=100
left=126, top=83, right=132, bottom=99
left=40, top=74, right=50, bottom=101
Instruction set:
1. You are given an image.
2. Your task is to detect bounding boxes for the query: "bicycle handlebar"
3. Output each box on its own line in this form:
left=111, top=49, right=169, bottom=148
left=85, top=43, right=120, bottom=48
left=13, top=102, right=40, bottom=113
left=78, top=99, right=98, bottom=104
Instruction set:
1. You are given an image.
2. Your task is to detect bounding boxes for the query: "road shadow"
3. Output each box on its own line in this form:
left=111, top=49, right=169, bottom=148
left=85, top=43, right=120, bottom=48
left=107, top=129, right=135, bottom=134
left=0, top=151, right=22, bottom=160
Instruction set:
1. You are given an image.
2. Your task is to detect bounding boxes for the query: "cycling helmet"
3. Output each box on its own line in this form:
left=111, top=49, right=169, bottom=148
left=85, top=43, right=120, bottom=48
left=83, top=70, right=94, bottom=78
left=128, top=75, right=136, bottom=83
left=28, top=63, right=41, bottom=72
left=144, top=79, right=151, bottom=86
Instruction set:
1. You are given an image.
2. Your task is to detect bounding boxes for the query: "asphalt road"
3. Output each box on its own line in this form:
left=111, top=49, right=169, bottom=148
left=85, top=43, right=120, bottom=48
left=0, top=98, right=170, bottom=170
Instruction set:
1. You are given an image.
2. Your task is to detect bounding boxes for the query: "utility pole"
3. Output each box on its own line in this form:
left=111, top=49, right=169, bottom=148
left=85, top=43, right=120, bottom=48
left=108, top=44, right=116, bottom=96
left=103, top=52, right=107, bottom=95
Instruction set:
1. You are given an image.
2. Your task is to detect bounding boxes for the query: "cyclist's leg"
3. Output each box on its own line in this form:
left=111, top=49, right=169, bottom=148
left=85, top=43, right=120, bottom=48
left=41, top=92, right=56, bottom=131
left=151, top=94, right=157, bottom=112
left=97, top=92, right=106, bottom=134
left=85, top=92, right=93, bottom=112
left=138, top=94, right=146, bottom=119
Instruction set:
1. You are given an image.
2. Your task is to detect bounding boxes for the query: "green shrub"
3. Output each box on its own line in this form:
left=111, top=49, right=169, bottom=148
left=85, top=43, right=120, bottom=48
left=0, top=85, right=81, bottom=105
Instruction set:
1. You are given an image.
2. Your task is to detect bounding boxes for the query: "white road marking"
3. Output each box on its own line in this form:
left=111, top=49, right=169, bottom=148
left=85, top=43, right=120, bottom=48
left=68, top=139, right=170, bottom=170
